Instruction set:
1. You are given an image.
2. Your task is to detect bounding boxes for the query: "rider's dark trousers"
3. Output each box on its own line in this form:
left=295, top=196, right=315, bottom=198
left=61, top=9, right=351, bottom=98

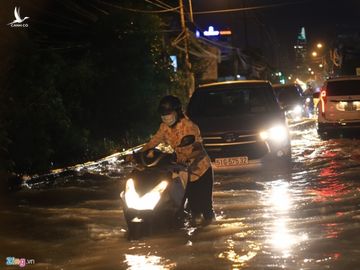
left=185, top=167, right=215, bottom=220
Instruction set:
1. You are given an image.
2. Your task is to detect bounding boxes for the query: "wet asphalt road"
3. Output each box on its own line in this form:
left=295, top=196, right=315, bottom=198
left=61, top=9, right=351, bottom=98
left=1, top=121, right=360, bottom=269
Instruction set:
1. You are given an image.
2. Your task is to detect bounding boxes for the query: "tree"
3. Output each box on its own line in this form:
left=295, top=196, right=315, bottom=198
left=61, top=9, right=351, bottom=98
left=0, top=1, right=184, bottom=174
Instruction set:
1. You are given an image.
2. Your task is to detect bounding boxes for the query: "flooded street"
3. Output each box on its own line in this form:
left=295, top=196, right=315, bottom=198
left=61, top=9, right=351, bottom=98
left=1, top=123, right=360, bottom=270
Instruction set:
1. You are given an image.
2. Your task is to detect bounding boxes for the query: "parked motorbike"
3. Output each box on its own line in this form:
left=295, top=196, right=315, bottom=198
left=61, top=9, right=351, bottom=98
left=120, top=135, right=195, bottom=240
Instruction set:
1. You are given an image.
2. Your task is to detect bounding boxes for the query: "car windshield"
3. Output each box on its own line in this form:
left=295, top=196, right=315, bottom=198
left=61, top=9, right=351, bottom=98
left=327, top=80, right=360, bottom=96
left=274, top=86, right=302, bottom=104
left=188, top=84, right=279, bottom=118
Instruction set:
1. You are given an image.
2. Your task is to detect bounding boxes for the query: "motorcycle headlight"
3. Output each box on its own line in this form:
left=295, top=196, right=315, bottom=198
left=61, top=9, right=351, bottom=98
left=292, top=105, right=302, bottom=115
left=259, top=125, right=288, bottom=143
left=124, top=178, right=168, bottom=210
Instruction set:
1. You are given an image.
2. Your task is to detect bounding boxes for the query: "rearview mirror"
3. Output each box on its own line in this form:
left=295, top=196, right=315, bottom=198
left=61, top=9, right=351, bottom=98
left=178, top=135, right=195, bottom=147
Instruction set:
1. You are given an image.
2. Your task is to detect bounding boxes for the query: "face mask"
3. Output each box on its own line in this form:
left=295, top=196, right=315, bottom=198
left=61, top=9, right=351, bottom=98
left=161, top=112, right=177, bottom=126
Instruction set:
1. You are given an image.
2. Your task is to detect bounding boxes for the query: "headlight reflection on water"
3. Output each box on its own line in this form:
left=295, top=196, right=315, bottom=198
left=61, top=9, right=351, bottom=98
left=269, top=181, right=291, bottom=212
left=266, top=181, right=308, bottom=257
left=124, top=254, right=176, bottom=270
left=218, top=238, right=260, bottom=269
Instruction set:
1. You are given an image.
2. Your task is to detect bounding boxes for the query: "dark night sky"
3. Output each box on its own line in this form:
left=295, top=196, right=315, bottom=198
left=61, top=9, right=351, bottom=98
left=192, top=0, right=360, bottom=67
left=1, top=0, right=359, bottom=69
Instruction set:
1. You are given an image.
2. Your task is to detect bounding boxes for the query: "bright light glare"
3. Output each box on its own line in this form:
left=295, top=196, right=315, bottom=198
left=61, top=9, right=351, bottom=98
left=270, top=182, right=291, bottom=211
left=125, top=254, right=176, bottom=270
left=125, top=179, right=168, bottom=210
left=293, top=105, right=302, bottom=115
left=270, top=219, right=295, bottom=250
left=259, top=131, right=268, bottom=140
left=260, top=125, right=288, bottom=143
left=266, top=182, right=310, bottom=257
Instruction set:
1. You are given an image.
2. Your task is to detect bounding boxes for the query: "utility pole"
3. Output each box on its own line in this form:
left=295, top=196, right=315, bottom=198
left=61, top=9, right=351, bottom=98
left=242, top=0, right=248, bottom=48
left=188, top=0, right=194, bottom=23
left=179, top=0, right=194, bottom=97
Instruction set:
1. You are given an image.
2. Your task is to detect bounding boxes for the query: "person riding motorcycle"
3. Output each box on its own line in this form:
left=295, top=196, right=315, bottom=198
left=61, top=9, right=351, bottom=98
left=303, top=83, right=315, bottom=117
left=129, top=95, right=215, bottom=224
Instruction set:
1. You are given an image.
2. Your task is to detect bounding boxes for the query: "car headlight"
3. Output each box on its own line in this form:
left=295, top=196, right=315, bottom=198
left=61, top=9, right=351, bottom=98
left=259, top=125, right=288, bottom=143
left=292, top=105, right=302, bottom=115
left=124, top=178, right=168, bottom=210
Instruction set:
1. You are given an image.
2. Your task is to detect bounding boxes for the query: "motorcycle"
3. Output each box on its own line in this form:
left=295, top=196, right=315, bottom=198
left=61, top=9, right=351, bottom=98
left=304, top=95, right=314, bottom=118
left=120, top=135, right=195, bottom=240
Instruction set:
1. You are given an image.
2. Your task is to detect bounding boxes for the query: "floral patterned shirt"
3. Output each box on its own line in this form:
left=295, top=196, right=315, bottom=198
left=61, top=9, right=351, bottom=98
left=142, top=117, right=211, bottom=181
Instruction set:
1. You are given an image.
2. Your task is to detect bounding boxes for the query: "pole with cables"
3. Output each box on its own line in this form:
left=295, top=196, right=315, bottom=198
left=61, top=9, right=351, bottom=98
left=188, top=0, right=194, bottom=23
left=179, top=0, right=194, bottom=97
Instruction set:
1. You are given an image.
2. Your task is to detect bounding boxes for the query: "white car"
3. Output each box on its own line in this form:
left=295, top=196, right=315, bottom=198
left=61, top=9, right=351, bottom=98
left=317, top=76, right=360, bottom=138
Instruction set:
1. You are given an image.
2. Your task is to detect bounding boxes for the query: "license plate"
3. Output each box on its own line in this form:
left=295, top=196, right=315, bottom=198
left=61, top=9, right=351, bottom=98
left=214, top=157, right=248, bottom=167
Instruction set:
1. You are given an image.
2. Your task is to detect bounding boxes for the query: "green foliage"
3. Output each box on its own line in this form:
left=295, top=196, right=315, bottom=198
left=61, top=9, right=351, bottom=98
left=0, top=2, right=187, bottom=174
left=2, top=44, right=88, bottom=173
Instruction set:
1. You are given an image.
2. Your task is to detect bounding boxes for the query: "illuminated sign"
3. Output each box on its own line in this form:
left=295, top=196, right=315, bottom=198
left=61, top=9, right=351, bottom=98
left=220, top=30, right=232, bottom=35
left=204, top=26, right=219, bottom=36
left=202, top=26, right=232, bottom=37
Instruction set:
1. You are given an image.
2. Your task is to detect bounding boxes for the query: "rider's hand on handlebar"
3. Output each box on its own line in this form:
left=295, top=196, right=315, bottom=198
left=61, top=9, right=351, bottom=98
left=124, top=154, right=134, bottom=163
left=146, top=150, right=155, bottom=159
left=177, top=156, right=188, bottom=165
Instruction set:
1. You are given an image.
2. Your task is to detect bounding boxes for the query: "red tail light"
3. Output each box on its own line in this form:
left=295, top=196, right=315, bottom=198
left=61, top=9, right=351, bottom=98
left=320, top=89, right=327, bottom=116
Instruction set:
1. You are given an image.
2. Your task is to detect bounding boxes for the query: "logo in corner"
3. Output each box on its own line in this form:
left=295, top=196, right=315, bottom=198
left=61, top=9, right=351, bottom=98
left=8, top=7, right=29, bottom=27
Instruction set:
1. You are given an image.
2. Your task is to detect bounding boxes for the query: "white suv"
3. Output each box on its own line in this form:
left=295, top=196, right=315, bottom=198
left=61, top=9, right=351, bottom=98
left=317, top=76, right=360, bottom=138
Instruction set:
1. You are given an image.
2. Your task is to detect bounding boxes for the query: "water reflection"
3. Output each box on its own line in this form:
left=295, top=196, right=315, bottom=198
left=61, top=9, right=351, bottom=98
left=269, top=181, right=291, bottom=212
left=3, top=126, right=360, bottom=270
left=218, top=238, right=260, bottom=269
left=308, top=160, right=349, bottom=202
left=265, top=181, right=308, bottom=258
left=124, top=254, right=176, bottom=270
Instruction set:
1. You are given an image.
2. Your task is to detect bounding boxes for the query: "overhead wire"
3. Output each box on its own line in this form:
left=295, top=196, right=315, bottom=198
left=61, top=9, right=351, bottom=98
left=192, top=0, right=309, bottom=15
left=98, top=1, right=179, bottom=14
left=170, top=7, right=236, bottom=61
left=153, top=0, right=174, bottom=9
left=144, top=0, right=177, bottom=11
left=61, top=0, right=99, bottom=22
left=88, top=2, right=110, bottom=15
left=173, top=31, right=221, bottom=60
left=189, top=35, right=219, bottom=59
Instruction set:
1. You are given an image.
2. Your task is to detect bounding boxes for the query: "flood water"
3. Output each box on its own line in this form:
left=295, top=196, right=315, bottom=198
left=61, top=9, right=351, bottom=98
left=1, top=122, right=360, bottom=269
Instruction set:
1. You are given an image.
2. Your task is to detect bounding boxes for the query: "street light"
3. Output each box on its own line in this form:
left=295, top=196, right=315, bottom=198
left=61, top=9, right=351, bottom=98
left=316, top=43, right=323, bottom=49
left=312, top=51, right=318, bottom=57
